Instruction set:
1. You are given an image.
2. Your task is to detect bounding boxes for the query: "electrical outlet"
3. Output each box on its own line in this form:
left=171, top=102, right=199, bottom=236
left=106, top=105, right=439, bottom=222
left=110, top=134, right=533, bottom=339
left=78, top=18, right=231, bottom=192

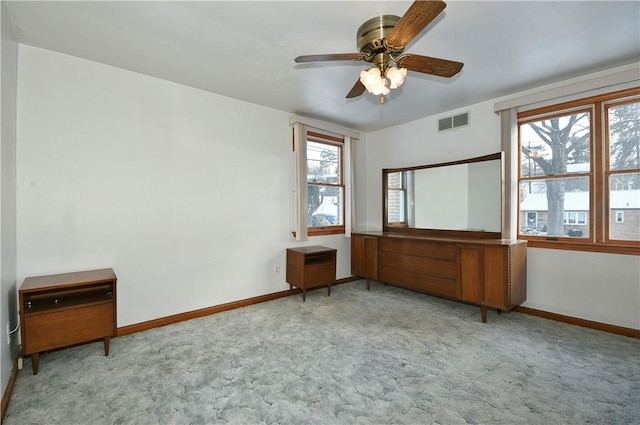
left=6, top=323, right=10, bottom=345
left=273, top=265, right=280, bottom=275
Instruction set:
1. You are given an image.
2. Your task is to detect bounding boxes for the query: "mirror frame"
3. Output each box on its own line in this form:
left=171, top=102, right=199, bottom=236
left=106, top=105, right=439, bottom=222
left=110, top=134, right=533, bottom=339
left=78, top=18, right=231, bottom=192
left=382, top=152, right=504, bottom=239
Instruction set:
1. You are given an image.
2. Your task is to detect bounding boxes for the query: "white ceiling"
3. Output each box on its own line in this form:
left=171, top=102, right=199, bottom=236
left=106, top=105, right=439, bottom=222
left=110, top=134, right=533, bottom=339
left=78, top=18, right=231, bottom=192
left=6, top=1, right=640, bottom=132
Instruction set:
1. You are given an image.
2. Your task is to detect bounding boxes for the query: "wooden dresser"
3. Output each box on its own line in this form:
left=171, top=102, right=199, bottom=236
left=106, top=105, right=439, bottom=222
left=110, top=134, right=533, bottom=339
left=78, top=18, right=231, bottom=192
left=352, top=232, right=526, bottom=322
left=19, top=268, right=117, bottom=374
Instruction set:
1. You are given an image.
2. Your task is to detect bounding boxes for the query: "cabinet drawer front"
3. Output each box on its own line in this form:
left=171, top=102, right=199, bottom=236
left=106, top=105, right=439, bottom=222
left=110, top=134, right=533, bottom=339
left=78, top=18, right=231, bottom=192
left=304, top=264, right=335, bottom=286
left=380, top=252, right=457, bottom=279
left=381, top=238, right=457, bottom=260
left=23, top=302, right=114, bottom=354
left=380, top=268, right=459, bottom=298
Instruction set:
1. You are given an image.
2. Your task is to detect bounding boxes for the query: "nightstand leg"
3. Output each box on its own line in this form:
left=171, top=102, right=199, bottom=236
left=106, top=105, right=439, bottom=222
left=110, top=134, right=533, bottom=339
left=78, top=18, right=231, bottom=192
left=302, top=289, right=306, bottom=302
left=328, top=284, right=331, bottom=297
left=104, top=336, right=110, bottom=356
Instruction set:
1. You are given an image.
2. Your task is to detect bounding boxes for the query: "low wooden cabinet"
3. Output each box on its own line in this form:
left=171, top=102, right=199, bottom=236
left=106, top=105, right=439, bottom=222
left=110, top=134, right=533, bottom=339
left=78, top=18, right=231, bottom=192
left=286, top=246, right=337, bottom=301
left=351, top=232, right=526, bottom=322
left=19, top=268, right=117, bottom=374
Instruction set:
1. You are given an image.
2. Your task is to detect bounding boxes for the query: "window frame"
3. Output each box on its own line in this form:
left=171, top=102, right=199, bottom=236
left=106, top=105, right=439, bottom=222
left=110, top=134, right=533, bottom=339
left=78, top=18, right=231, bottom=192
left=517, top=87, right=640, bottom=255
left=306, top=131, right=346, bottom=236
left=385, top=171, right=408, bottom=227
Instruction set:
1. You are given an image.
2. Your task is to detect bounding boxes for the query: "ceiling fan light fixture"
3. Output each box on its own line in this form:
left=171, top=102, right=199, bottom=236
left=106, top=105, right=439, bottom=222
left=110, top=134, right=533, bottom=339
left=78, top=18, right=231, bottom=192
left=360, top=67, right=391, bottom=96
left=387, top=66, right=407, bottom=89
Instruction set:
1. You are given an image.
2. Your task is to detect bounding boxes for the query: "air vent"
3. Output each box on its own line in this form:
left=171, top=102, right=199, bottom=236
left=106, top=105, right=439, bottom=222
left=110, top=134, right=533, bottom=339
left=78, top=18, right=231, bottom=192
left=438, top=112, right=470, bottom=132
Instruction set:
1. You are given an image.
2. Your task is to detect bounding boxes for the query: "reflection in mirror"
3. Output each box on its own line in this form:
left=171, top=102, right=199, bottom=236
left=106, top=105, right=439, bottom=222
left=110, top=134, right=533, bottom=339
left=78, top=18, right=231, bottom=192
left=384, top=153, right=503, bottom=235
left=386, top=171, right=407, bottom=224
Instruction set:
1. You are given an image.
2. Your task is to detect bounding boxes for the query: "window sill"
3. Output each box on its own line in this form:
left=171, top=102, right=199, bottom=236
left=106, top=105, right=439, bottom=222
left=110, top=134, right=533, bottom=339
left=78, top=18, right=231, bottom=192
left=308, top=227, right=346, bottom=237
left=291, top=227, right=346, bottom=238
left=524, top=239, right=639, bottom=255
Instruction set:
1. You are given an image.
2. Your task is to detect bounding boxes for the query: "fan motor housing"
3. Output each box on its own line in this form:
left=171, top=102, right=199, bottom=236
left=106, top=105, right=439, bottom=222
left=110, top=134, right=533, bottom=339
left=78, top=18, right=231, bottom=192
left=357, top=15, right=402, bottom=58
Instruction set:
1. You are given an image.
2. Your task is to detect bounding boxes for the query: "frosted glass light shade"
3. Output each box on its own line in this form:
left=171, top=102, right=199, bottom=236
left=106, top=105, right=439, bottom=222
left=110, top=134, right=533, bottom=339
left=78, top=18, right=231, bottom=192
left=360, top=68, right=386, bottom=95
left=387, top=67, right=407, bottom=89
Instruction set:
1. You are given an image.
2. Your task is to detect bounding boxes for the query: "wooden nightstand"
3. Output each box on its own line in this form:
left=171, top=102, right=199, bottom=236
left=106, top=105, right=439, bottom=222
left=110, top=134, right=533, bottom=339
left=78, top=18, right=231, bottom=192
left=19, top=268, right=117, bottom=374
left=286, top=246, right=337, bottom=301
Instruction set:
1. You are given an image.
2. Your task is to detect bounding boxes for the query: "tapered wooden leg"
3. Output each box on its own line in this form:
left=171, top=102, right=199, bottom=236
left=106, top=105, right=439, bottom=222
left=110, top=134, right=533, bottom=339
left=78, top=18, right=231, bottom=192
left=302, top=289, right=306, bottom=302
left=31, top=352, right=40, bottom=375
left=366, top=279, right=370, bottom=291
left=103, top=336, right=110, bottom=356
left=481, top=306, right=487, bottom=323
left=327, top=284, right=331, bottom=297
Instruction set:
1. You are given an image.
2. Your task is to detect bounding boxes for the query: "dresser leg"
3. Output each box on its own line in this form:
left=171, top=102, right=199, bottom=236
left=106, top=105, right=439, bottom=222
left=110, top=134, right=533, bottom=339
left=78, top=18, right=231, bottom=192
left=327, top=284, right=331, bottom=297
left=366, top=279, right=370, bottom=291
left=480, top=306, right=487, bottom=323
left=302, top=289, right=306, bottom=302
left=103, top=336, right=110, bottom=356
left=31, top=352, right=39, bottom=375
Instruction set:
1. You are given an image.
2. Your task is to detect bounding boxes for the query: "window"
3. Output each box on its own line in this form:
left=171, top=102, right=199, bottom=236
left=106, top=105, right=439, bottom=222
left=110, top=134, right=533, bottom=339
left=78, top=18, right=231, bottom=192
left=386, top=171, right=407, bottom=225
left=563, top=212, right=587, bottom=225
left=525, top=212, right=538, bottom=229
left=518, top=88, right=639, bottom=254
left=306, top=131, right=345, bottom=236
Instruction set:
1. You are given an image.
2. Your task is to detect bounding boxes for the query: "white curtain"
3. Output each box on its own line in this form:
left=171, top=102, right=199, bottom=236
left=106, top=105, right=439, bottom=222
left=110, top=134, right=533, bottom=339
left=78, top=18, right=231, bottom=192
left=499, top=108, right=517, bottom=240
left=344, top=135, right=357, bottom=237
left=291, top=122, right=308, bottom=241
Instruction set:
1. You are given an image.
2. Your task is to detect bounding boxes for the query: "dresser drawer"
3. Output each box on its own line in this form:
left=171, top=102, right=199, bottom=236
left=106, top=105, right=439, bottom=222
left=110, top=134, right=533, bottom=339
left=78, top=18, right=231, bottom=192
left=380, top=237, right=457, bottom=261
left=380, top=251, right=457, bottom=279
left=379, top=267, right=459, bottom=299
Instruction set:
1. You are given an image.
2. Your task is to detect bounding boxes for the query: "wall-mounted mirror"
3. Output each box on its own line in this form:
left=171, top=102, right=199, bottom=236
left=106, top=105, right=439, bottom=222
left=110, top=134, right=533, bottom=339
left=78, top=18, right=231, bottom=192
left=383, top=152, right=503, bottom=238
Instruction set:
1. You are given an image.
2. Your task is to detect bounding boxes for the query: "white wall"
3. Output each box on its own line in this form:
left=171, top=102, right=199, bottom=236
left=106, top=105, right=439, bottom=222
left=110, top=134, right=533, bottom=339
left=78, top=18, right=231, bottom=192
left=16, top=45, right=352, bottom=328
left=359, top=88, right=640, bottom=330
left=1, top=0, right=19, bottom=400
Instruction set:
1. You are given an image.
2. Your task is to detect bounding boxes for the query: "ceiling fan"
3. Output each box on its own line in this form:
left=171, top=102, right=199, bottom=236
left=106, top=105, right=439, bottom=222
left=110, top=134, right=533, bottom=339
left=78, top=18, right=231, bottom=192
left=294, top=0, right=463, bottom=104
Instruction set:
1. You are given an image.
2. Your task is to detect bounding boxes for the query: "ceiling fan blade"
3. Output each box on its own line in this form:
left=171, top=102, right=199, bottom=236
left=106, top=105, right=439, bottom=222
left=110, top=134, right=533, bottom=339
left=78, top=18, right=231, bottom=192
left=397, top=55, right=463, bottom=78
left=385, top=0, right=447, bottom=51
left=346, top=79, right=366, bottom=98
left=294, top=53, right=366, bottom=63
